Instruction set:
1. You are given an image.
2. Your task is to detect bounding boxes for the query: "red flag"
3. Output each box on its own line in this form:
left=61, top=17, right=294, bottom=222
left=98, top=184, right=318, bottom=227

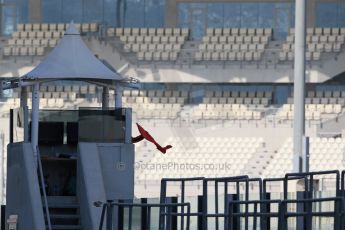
left=132, top=123, right=172, bottom=154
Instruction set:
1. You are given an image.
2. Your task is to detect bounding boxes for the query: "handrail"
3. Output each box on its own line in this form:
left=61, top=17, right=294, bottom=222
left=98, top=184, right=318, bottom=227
left=228, top=197, right=345, bottom=230
left=284, top=170, right=340, bottom=199
left=97, top=200, right=191, bottom=230
left=37, top=146, right=52, bottom=230
left=159, top=177, right=205, bottom=230
left=279, top=197, right=345, bottom=230
left=203, top=175, right=252, bottom=230
left=341, top=170, right=345, bottom=195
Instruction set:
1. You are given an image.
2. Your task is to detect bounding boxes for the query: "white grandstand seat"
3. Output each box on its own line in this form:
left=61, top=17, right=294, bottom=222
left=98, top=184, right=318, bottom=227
left=19, top=47, right=27, bottom=56
left=25, top=24, right=33, bottom=31
left=39, top=23, right=47, bottom=31
left=331, top=28, right=340, bottom=35
left=28, top=47, right=35, bottom=56
left=287, top=52, right=294, bottom=61
left=57, top=23, right=65, bottom=31
left=107, top=28, right=115, bottom=37
left=114, top=28, right=123, bottom=36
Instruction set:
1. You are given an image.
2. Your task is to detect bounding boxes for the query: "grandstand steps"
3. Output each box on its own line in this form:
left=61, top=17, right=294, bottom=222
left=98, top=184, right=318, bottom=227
left=262, top=40, right=283, bottom=66
left=176, top=41, right=199, bottom=65
left=242, top=145, right=273, bottom=177
left=84, top=37, right=129, bottom=70
left=317, top=47, right=345, bottom=81
left=317, top=112, right=345, bottom=137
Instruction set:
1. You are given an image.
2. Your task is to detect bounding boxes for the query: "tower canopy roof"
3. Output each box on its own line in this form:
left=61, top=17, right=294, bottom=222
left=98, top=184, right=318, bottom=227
left=21, top=23, right=123, bottom=82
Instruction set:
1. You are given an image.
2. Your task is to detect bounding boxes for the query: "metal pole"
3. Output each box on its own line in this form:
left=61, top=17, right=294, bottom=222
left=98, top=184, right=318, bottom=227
left=20, top=86, right=27, bottom=108
left=302, top=136, right=310, bottom=173
left=115, top=85, right=122, bottom=109
left=106, top=201, right=113, bottom=230
left=20, top=87, right=29, bottom=142
left=31, top=83, right=40, bottom=165
left=23, top=106, right=29, bottom=142
left=293, top=0, right=306, bottom=173
left=102, top=86, right=109, bottom=109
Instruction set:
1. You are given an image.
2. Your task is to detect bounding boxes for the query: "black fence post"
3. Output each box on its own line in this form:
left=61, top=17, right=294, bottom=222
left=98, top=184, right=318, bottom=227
left=118, top=200, right=124, bottom=230
left=9, top=109, right=13, bottom=143
left=197, top=195, right=203, bottom=230
left=202, top=180, right=208, bottom=230
left=159, top=180, right=167, bottom=230
left=1, top=205, right=5, bottom=230
left=278, top=202, right=287, bottom=230
left=296, top=192, right=305, bottom=230
left=261, top=193, right=271, bottom=230
left=229, top=194, right=239, bottom=230
left=334, top=199, right=341, bottom=230
left=141, top=198, right=147, bottom=230
left=106, top=201, right=113, bottom=230
left=171, top=197, right=178, bottom=230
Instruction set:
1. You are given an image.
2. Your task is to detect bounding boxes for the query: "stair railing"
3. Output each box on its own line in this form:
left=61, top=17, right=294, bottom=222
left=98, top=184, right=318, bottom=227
left=37, top=146, right=52, bottom=230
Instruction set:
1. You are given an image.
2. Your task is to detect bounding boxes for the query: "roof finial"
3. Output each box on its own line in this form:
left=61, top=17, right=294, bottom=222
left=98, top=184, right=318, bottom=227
left=65, top=21, right=80, bottom=35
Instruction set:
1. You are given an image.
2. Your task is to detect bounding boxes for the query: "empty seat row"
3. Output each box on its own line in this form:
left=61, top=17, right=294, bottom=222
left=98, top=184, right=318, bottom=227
left=199, top=43, right=265, bottom=52
left=195, top=51, right=262, bottom=61
left=36, top=98, right=65, bottom=107
left=120, top=35, right=186, bottom=44
left=16, top=92, right=81, bottom=100
left=7, top=39, right=58, bottom=47
left=10, top=86, right=96, bottom=97
left=307, top=91, right=345, bottom=98
left=39, top=92, right=77, bottom=100
left=137, top=51, right=178, bottom=61
left=202, top=97, right=269, bottom=105
left=11, top=31, right=64, bottom=39
left=278, top=111, right=321, bottom=120
left=282, top=103, right=342, bottom=113
left=289, top=27, right=345, bottom=36
left=16, top=23, right=98, bottom=32
left=202, top=35, right=269, bottom=44
left=279, top=51, right=321, bottom=61
left=123, top=96, right=185, bottom=104
left=135, top=110, right=179, bottom=119
left=124, top=43, right=181, bottom=53
left=123, top=90, right=189, bottom=98
left=193, top=110, right=262, bottom=120
left=7, top=98, right=66, bottom=108
left=197, top=104, right=266, bottom=111
left=205, top=90, right=272, bottom=98
left=127, top=103, right=181, bottom=110
left=59, top=85, right=96, bottom=94
left=287, top=97, right=345, bottom=105
left=3, top=46, right=44, bottom=56
left=286, top=34, right=345, bottom=43
left=30, top=84, right=97, bottom=94
left=206, top=28, right=272, bottom=36
left=282, top=43, right=342, bottom=52
left=108, top=27, right=189, bottom=37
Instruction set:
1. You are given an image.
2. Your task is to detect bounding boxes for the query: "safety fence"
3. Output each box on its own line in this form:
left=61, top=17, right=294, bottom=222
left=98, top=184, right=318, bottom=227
left=98, top=170, right=345, bottom=230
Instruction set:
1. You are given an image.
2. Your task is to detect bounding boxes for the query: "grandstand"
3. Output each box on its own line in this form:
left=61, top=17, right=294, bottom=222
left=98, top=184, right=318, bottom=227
left=0, top=0, right=345, bottom=229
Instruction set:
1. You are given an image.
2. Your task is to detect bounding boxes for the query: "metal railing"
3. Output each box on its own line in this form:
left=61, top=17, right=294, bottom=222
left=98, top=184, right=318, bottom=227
left=341, top=170, right=345, bottom=196
left=97, top=170, right=345, bottom=230
left=228, top=199, right=281, bottom=230
left=97, top=200, right=191, bottom=230
left=159, top=177, right=204, bottom=230
left=202, top=176, right=262, bottom=230
left=278, top=197, right=345, bottom=230
left=36, top=146, right=52, bottom=230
